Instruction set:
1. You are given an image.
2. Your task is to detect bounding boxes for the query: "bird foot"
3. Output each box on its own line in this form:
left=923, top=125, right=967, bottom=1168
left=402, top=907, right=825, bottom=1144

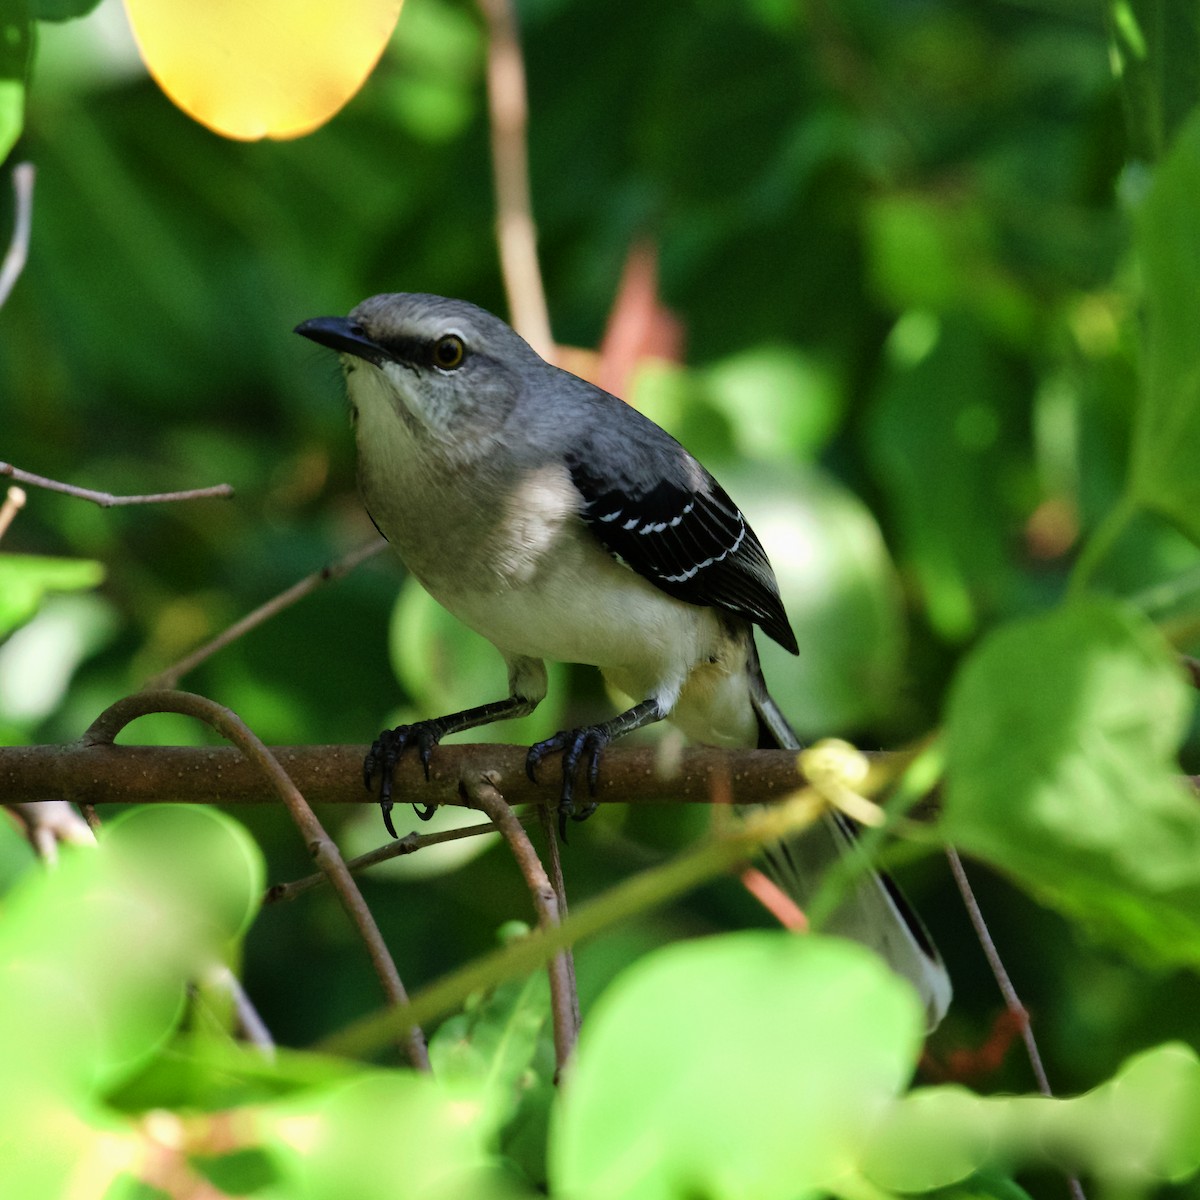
left=526, top=725, right=609, bottom=841
left=363, top=722, right=443, bottom=838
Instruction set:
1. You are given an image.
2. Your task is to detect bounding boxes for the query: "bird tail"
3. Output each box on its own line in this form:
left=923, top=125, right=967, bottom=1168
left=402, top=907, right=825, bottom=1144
left=747, top=646, right=952, bottom=1031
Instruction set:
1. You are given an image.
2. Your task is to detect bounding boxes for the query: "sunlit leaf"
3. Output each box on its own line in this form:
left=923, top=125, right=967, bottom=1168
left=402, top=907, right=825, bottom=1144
left=702, top=345, right=843, bottom=460
left=0, top=552, right=104, bottom=636
left=0, top=807, right=262, bottom=1197
left=733, top=464, right=906, bottom=735
left=122, top=0, right=404, bottom=140
left=262, top=1071, right=508, bottom=1199
left=865, top=1043, right=1200, bottom=1191
left=549, top=933, right=923, bottom=1199
left=943, top=598, right=1200, bottom=965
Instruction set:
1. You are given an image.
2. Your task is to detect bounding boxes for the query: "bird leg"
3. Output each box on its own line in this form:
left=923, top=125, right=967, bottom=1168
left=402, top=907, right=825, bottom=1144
left=366, top=695, right=537, bottom=837
left=526, top=698, right=666, bottom=840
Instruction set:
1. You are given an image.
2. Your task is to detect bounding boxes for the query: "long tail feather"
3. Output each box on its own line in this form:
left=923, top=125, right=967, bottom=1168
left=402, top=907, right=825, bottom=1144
left=747, top=649, right=952, bottom=1031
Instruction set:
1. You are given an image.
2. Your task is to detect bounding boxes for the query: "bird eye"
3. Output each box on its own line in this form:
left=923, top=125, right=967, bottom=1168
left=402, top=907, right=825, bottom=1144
left=432, top=334, right=465, bottom=370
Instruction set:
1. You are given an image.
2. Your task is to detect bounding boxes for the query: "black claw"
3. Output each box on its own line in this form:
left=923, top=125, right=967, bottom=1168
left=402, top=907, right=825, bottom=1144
left=418, top=735, right=435, bottom=781
left=382, top=801, right=398, bottom=840
left=527, top=725, right=614, bottom=844
left=526, top=732, right=565, bottom=785
left=363, top=722, right=444, bottom=839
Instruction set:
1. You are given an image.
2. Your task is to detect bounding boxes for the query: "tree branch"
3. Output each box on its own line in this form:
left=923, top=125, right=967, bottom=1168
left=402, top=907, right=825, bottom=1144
left=461, top=769, right=578, bottom=1073
left=477, top=0, right=553, bottom=359
left=1, top=740, right=817, bottom=811
left=0, top=462, right=233, bottom=507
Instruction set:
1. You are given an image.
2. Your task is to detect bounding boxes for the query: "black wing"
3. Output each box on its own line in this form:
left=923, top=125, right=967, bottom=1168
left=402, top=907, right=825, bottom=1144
left=565, top=450, right=799, bottom=654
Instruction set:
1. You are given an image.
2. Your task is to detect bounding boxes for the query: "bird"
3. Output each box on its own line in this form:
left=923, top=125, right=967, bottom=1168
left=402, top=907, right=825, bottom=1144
left=296, top=292, right=951, bottom=1028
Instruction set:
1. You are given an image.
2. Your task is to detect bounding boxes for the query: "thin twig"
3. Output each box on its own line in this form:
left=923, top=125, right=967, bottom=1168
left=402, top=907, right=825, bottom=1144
left=0, top=162, right=34, bottom=308
left=0, top=462, right=233, bottom=507
left=82, top=690, right=429, bottom=1071
left=144, top=538, right=388, bottom=690
left=463, top=770, right=578, bottom=1072
left=476, top=0, right=553, bottom=359
left=201, top=964, right=275, bottom=1057
left=945, top=847, right=1087, bottom=1200
left=0, top=485, right=26, bottom=541
left=537, top=804, right=580, bottom=1031
left=265, top=813, right=521, bottom=904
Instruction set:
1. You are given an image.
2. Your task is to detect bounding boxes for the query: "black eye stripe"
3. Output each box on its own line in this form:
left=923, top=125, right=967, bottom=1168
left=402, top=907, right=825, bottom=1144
left=370, top=331, right=469, bottom=370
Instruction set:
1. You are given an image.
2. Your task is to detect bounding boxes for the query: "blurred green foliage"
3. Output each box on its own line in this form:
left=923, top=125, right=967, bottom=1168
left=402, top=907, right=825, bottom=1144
left=5, top=0, right=1200, bottom=1194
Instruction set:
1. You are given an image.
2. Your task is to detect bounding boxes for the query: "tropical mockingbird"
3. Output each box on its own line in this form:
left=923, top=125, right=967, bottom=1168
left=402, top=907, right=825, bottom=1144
left=296, top=292, right=950, bottom=1027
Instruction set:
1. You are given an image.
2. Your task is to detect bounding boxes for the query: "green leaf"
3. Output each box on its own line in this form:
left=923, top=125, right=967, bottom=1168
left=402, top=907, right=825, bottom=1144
left=865, top=194, right=1035, bottom=344
left=0, top=807, right=263, bottom=1197
left=32, top=0, right=104, bottom=19
left=701, top=345, right=844, bottom=460
left=1110, top=0, right=1200, bottom=162
left=0, top=552, right=105, bottom=636
left=1130, top=107, right=1200, bottom=543
left=866, top=317, right=1026, bottom=641
left=429, top=970, right=550, bottom=1126
left=942, top=598, right=1200, bottom=966
left=0, top=0, right=30, bottom=160
left=429, top=969, right=555, bottom=1188
left=549, top=933, right=923, bottom=1199
left=733, top=463, right=906, bottom=735
left=260, top=1071, right=512, bottom=1200
left=865, top=1042, right=1200, bottom=1191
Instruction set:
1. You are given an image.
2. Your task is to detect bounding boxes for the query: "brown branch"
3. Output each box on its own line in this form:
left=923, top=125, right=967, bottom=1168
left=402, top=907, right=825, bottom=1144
left=0, top=162, right=34, bottom=308
left=477, top=0, right=553, bottom=358
left=144, top=537, right=388, bottom=690
left=0, top=739, right=816, bottom=810
left=537, top=803, right=580, bottom=1031
left=944, top=848, right=1045, bottom=1086
left=0, top=462, right=234, bottom=507
left=462, top=770, right=578, bottom=1072
left=82, top=691, right=429, bottom=1071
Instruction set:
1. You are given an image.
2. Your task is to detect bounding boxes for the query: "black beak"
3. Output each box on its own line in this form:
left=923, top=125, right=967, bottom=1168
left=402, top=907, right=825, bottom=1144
left=295, top=316, right=387, bottom=364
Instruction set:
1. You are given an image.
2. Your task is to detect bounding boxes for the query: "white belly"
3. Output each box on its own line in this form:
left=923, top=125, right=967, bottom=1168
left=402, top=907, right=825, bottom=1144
left=353, top=391, right=757, bottom=745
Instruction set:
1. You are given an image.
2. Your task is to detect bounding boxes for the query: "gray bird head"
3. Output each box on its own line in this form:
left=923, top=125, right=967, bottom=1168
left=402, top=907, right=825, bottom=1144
left=296, top=293, right=540, bottom=449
